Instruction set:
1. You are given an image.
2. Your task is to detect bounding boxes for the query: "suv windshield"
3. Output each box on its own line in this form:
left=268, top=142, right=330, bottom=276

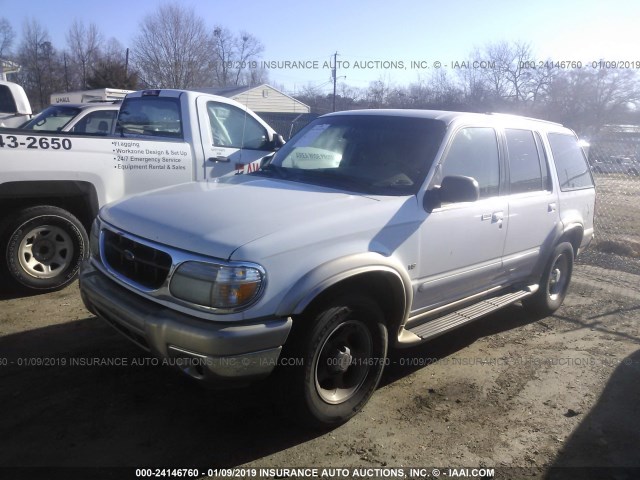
left=20, top=105, right=82, bottom=131
left=259, top=114, right=446, bottom=195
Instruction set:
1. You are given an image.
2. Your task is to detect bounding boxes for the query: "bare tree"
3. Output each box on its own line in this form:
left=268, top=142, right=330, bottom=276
left=132, top=3, right=213, bottom=88
left=456, top=64, right=491, bottom=110
left=471, top=41, right=535, bottom=106
left=0, top=18, right=15, bottom=59
left=502, top=41, right=534, bottom=103
left=87, top=38, right=138, bottom=89
left=66, top=20, right=101, bottom=89
left=366, top=76, right=393, bottom=108
left=546, top=68, right=640, bottom=136
left=212, top=26, right=265, bottom=87
left=233, top=32, right=264, bottom=85
left=16, top=19, right=64, bottom=109
left=427, top=70, right=463, bottom=109
left=211, top=26, right=234, bottom=87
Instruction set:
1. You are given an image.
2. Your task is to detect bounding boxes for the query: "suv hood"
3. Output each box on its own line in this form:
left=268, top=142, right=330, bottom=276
left=100, top=176, right=416, bottom=260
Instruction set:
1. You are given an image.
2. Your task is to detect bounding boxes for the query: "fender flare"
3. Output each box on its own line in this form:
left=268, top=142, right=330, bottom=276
left=275, top=252, right=413, bottom=326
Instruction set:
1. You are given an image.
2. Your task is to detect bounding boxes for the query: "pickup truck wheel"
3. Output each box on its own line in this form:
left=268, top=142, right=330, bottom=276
left=523, top=242, right=574, bottom=316
left=2, top=206, right=88, bottom=291
left=283, top=295, right=388, bottom=428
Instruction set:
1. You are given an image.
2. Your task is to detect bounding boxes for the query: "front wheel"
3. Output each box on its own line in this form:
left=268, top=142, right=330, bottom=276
left=2, top=206, right=89, bottom=291
left=523, top=242, right=574, bottom=316
left=281, top=295, right=388, bottom=428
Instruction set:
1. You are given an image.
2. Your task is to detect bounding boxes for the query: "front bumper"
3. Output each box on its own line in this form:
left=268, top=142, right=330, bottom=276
left=79, top=260, right=292, bottom=384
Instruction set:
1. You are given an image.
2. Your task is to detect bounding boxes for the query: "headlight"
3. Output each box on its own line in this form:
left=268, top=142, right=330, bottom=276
left=89, top=218, right=100, bottom=260
left=169, top=261, right=265, bottom=311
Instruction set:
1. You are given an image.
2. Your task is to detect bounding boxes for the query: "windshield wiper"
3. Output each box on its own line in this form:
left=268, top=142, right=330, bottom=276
left=252, top=164, right=291, bottom=179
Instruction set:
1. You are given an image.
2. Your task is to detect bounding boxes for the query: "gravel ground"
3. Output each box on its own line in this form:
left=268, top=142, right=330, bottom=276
left=1, top=262, right=639, bottom=480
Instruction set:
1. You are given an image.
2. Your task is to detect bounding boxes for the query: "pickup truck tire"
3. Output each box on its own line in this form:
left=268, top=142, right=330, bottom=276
left=523, top=242, right=574, bottom=316
left=2, top=206, right=89, bottom=291
left=282, top=294, right=388, bottom=428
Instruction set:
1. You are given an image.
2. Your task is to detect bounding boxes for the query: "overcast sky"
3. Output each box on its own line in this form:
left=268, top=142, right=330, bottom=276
left=2, top=0, right=639, bottom=93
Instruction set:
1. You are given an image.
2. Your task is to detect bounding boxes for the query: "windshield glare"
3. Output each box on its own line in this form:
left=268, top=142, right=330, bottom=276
left=21, top=106, right=82, bottom=131
left=264, top=115, right=446, bottom=195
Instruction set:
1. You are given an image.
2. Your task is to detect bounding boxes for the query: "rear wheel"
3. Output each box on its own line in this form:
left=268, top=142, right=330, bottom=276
left=523, top=242, right=574, bottom=316
left=1, top=206, right=89, bottom=291
left=280, top=294, right=388, bottom=428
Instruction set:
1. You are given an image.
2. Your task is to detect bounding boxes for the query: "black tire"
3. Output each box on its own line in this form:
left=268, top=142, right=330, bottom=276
left=280, top=294, right=388, bottom=428
left=1, top=206, right=89, bottom=291
left=523, top=242, right=574, bottom=316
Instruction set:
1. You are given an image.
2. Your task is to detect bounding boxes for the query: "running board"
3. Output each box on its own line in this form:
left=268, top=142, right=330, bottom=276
left=406, top=288, right=535, bottom=341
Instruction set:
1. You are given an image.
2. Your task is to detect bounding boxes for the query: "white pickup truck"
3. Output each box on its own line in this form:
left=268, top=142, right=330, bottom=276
left=0, top=89, right=283, bottom=291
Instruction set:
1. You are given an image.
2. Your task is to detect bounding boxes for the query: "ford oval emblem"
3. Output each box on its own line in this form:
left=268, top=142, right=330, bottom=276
left=123, top=249, right=136, bottom=262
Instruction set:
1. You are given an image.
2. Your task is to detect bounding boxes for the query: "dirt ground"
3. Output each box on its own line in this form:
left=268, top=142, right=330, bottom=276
left=1, top=262, right=639, bottom=480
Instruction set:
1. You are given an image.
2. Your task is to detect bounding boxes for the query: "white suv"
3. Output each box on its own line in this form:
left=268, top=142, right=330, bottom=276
left=80, top=110, right=596, bottom=427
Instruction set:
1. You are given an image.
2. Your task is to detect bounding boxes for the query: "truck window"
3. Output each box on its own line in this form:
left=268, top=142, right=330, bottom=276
left=71, top=110, right=117, bottom=135
left=439, top=127, right=500, bottom=199
left=0, top=85, right=17, bottom=113
left=505, top=129, right=544, bottom=194
left=117, top=97, right=183, bottom=139
left=207, top=102, right=268, bottom=150
left=20, top=105, right=82, bottom=131
left=547, top=133, right=594, bottom=191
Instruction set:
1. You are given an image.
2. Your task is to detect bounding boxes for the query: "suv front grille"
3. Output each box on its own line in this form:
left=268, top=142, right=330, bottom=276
left=102, top=230, right=172, bottom=289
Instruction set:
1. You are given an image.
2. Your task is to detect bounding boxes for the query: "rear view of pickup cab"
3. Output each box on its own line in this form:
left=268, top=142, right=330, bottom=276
left=80, top=110, right=595, bottom=427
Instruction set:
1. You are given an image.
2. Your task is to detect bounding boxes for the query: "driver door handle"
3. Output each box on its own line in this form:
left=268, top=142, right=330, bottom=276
left=207, top=156, right=229, bottom=162
left=492, top=211, right=504, bottom=228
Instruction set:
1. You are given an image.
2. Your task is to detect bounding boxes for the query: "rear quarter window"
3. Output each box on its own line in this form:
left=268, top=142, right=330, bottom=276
left=547, top=133, right=594, bottom=191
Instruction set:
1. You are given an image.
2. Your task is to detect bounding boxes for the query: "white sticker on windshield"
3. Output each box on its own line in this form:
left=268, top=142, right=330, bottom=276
left=294, top=123, right=331, bottom=147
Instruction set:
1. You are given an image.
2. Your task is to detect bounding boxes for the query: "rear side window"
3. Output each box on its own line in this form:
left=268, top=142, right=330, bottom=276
left=440, top=127, right=500, bottom=199
left=548, top=133, right=594, bottom=191
left=71, top=110, right=118, bottom=134
left=506, top=129, right=544, bottom=194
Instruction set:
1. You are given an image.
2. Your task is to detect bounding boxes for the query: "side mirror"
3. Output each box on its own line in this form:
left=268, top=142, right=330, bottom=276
left=423, top=175, right=479, bottom=212
left=260, top=152, right=276, bottom=169
left=270, top=133, right=285, bottom=151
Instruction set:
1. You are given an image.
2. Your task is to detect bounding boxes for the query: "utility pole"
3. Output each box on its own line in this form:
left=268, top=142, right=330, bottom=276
left=63, top=53, right=69, bottom=91
left=332, top=51, right=338, bottom=112
left=125, top=48, right=130, bottom=78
